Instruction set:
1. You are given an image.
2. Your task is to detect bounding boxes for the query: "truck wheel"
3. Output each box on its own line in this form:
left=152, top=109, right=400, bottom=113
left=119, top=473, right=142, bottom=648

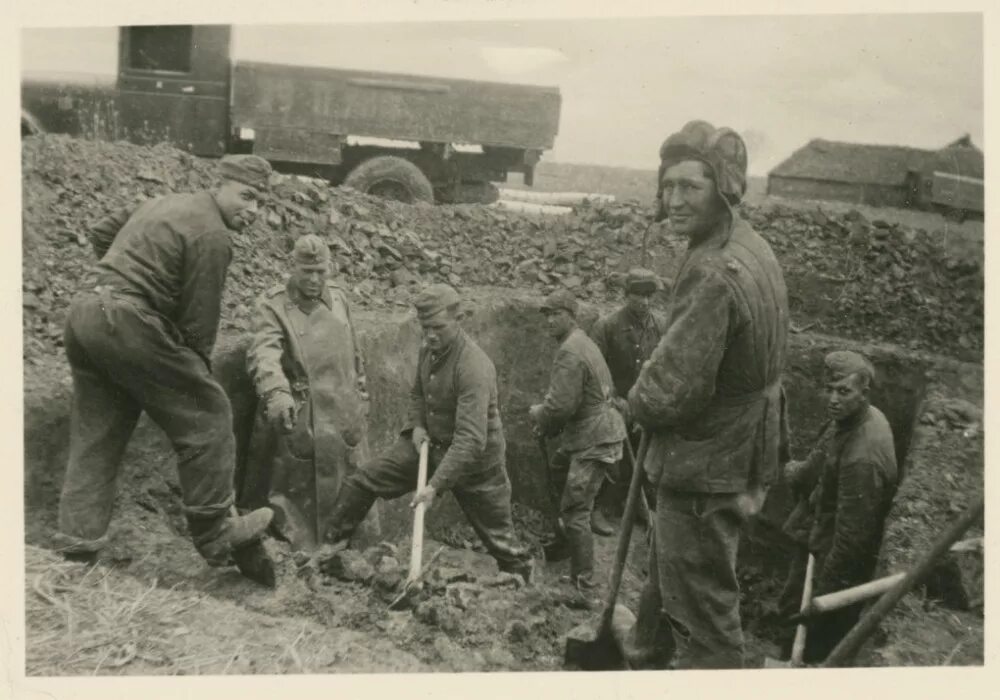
left=343, top=156, right=434, bottom=204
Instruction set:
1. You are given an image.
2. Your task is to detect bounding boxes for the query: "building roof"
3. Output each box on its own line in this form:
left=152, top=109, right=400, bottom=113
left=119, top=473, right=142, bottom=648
left=769, top=139, right=932, bottom=186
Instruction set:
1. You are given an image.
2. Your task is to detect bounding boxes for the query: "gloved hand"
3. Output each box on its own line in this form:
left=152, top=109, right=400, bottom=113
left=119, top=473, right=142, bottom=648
left=266, top=391, right=297, bottom=433
left=783, top=459, right=806, bottom=484
left=411, top=426, right=429, bottom=452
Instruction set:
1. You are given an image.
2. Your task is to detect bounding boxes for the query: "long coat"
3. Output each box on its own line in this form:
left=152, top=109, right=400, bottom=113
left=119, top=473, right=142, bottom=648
left=240, top=279, right=373, bottom=550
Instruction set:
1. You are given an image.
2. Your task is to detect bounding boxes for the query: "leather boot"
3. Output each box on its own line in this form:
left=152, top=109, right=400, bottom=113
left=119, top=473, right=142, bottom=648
left=590, top=509, right=616, bottom=536
left=567, top=525, right=595, bottom=584
left=192, top=507, right=274, bottom=567
left=499, top=557, right=535, bottom=585
left=321, top=480, right=376, bottom=546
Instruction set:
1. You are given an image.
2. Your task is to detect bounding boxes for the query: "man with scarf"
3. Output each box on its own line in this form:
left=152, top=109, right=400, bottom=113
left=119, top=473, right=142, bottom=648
left=240, top=234, right=378, bottom=551
left=625, top=120, right=790, bottom=669
left=324, top=284, right=533, bottom=582
left=778, top=350, right=898, bottom=665
left=588, top=268, right=666, bottom=534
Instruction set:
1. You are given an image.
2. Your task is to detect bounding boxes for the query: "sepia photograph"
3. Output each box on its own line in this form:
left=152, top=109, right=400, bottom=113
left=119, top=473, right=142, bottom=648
left=12, top=1, right=988, bottom=691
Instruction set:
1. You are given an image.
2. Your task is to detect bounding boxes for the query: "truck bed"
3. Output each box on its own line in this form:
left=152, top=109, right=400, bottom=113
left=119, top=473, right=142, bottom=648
left=230, top=61, right=561, bottom=153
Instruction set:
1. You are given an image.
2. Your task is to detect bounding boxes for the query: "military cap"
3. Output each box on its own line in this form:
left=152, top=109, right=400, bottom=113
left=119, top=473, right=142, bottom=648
left=414, top=283, right=461, bottom=320
left=656, top=120, right=748, bottom=210
left=218, top=154, right=272, bottom=190
left=824, top=350, right=876, bottom=388
left=625, top=268, right=658, bottom=295
left=292, top=234, right=331, bottom=266
left=540, top=289, right=578, bottom=316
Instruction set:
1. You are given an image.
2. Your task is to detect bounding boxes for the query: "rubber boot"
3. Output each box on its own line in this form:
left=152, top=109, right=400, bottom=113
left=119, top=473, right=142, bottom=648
left=192, top=507, right=274, bottom=567
left=321, top=480, right=377, bottom=546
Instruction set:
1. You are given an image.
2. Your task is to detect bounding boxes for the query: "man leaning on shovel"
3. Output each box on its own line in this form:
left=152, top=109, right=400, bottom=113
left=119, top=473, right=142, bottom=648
left=324, top=284, right=534, bottom=583
left=625, top=120, right=790, bottom=669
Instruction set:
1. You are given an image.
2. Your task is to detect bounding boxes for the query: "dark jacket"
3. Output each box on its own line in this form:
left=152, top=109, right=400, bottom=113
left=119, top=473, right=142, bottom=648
left=90, top=192, right=233, bottom=365
left=535, top=327, right=627, bottom=453
left=406, top=330, right=504, bottom=491
left=590, top=306, right=666, bottom=398
left=628, top=214, right=790, bottom=493
left=784, top=406, right=898, bottom=595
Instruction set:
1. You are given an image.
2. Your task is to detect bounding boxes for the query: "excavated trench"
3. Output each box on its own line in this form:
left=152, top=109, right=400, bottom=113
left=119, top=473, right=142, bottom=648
left=23, top=293, right=983, bottom=670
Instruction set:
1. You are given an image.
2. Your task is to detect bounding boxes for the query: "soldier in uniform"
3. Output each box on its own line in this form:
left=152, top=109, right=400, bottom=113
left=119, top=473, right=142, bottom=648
left=588, top=268, right=666, bottom=534
left=325, top=284, right=533, bottom=582
left=626, top=121, right=790, bottom=669
left=55, top=155, right=276, bottom=575
left=778, top=350, right=898, bottom=666
left=240, top=235, right=377, bottom=551
left=529, top=290, right=628, bottom=590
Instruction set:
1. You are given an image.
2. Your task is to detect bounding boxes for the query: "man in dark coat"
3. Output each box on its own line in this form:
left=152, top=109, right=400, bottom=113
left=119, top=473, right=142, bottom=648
left=588, top=268, right=666, bottom=534
left=779, top=350, right=898, bottom=665
left=626, top=120, right=790, bottom=669
left=55, top=155, right=276, bottom=574
left=325, top=284, right=533, bottom=582
left=240, top=234, right=377, bottom=551
left=529, top=290, right=627, bottom=589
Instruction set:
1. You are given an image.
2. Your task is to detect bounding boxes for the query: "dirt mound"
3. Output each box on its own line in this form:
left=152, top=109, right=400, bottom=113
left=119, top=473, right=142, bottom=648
left=22, top=134, right=982, bottom=382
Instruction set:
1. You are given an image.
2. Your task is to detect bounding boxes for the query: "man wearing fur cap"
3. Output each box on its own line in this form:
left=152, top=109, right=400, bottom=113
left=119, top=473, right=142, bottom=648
left=325, top=284, right=534, bottom=582
left=240, top=234, right=377, bottom=551
left=626, top=120, right=790, bottom=669
left=778, top=350, right=898, bottom=665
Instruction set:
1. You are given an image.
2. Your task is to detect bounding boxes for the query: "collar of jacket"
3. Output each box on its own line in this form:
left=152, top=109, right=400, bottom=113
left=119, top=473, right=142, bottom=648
left=285, top=278, right=334, bottom=311
left=834, top=404, right=870, bottom=435
left=427, top=328, right=466, bottom=369
left=688, top=209, right=737, bottom=251
left=622, top=305, right=656, bottom=332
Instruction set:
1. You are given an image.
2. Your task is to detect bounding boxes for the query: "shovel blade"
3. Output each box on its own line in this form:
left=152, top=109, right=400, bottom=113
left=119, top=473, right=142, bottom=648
left=388, top=578, right=423, bottom=611
left=563, top=604, right=636, bottom=670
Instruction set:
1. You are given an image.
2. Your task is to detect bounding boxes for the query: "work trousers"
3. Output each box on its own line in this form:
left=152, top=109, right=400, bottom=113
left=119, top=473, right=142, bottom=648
left=553, top=454, right=611, bottom=580
left=345, top=436, right=530, bottom=570
left=778, top=546, right=865, bottom=666
left=640, top=490, right=746, bottom=669
left=56, top=292, right=235, bottom=554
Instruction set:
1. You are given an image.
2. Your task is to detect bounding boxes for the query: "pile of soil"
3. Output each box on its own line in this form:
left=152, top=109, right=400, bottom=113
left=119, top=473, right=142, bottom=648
left=22, top=134, right=982, bottom=384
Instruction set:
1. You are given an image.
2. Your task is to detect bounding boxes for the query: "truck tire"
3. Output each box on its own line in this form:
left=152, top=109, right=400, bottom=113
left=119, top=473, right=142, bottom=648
left=343, top=156, right=434, bottom=204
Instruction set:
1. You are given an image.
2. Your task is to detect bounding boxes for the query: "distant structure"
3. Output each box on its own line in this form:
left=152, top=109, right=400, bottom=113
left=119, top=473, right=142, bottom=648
left=767, top=135, right=983, bottom=219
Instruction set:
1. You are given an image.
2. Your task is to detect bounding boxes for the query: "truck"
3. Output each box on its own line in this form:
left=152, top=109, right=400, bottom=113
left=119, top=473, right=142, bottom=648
left=21, top=24, right=562, bottom=204
left=928, top=171, right=984, bottom=223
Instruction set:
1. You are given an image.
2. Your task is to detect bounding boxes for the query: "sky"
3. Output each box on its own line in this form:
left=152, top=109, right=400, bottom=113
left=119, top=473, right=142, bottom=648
left=20, top=13, right=984, bottom=175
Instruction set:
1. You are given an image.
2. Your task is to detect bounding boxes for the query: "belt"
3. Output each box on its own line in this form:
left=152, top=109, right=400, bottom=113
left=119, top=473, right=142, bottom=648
left=713, top=379, right=781, bottom=409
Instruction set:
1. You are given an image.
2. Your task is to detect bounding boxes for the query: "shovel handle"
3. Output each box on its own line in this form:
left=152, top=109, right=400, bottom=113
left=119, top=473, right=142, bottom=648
left=790, top=553, right=816, bottom=666
left=600, top=430, right=650, bottom=630
left=407, top=441, right=430, bottom=581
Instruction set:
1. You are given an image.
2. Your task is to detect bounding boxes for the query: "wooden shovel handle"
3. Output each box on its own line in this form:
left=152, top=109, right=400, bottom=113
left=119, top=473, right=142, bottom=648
left=600, top=431, right=650, bottom=630
left=790, top=553, right=816, bottom=666
left=407, top=441, right=430, bottom=581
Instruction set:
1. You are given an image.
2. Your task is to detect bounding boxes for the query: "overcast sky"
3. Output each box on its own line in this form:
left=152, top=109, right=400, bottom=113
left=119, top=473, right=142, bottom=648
left=21, top=13, right=983, bottom=175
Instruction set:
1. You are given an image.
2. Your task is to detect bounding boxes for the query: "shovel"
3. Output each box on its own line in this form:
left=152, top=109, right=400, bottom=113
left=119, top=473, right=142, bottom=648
left=564, top=431, right=649, bottom=670
left=389, top=440, right=430, bottom=611
left=765, top=553, right=815, bottom=668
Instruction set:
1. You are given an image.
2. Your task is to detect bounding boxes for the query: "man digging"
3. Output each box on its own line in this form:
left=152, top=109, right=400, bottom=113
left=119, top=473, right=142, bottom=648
left=625, top=120, right=790, bottom=669
left=55, top=155, right=276, bottom=578
left=529, top=290, right=628, bottom=591
left=240, top=234, right=379, bottom=551
left=777, top=350, right=898, bottom=666
left=324, top=284, right=534, bottom=583
left=588, top=268, right=666, bottom=534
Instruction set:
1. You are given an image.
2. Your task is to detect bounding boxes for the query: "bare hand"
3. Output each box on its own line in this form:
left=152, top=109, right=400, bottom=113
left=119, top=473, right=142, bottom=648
left=266, top=392, right=297, bottom=433
left=528, top=403, right=544, bottom=424
left=410, top=485, right=436, bottom=509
